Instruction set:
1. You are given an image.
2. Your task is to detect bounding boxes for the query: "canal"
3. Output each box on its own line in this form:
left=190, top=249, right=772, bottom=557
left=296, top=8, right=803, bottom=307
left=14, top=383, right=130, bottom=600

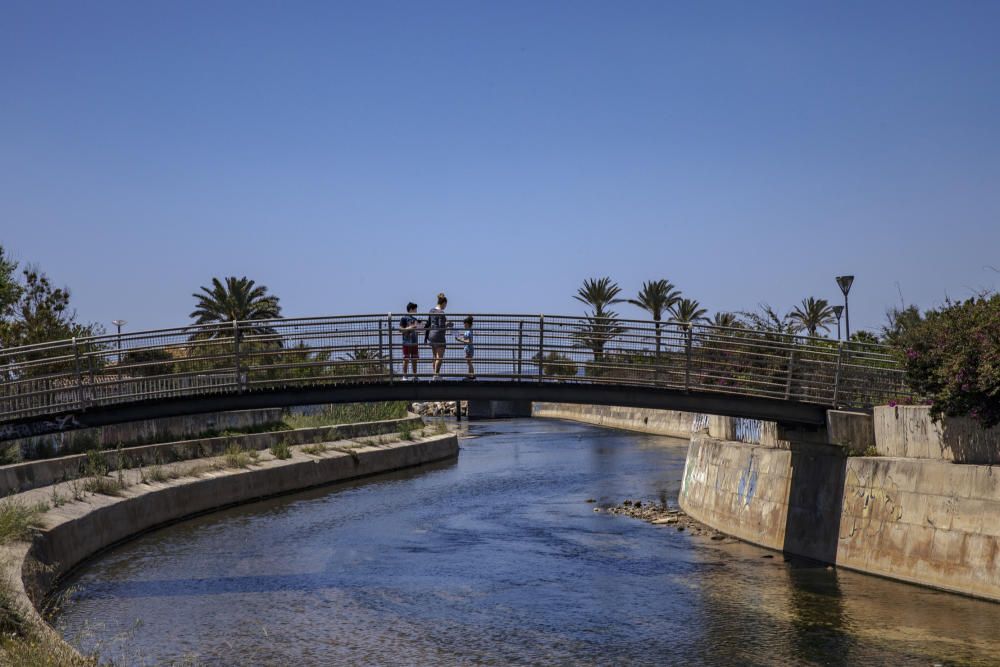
left=53, top=419, right=1000, bottom=666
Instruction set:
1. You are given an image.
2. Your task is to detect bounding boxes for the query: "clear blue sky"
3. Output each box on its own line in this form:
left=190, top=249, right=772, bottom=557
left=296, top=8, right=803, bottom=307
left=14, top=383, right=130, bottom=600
left=2, top=1, right=998, bottom=335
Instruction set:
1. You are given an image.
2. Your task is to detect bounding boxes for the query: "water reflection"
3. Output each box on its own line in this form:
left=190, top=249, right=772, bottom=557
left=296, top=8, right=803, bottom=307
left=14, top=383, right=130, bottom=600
left=53, top=419, right=1000, bottom=666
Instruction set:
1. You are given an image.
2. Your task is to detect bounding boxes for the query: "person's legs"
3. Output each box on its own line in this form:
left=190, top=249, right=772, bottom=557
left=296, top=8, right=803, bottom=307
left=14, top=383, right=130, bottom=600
left=432, top=345, right=445, bottom=375
left=466, top=354, right=475, bottom=378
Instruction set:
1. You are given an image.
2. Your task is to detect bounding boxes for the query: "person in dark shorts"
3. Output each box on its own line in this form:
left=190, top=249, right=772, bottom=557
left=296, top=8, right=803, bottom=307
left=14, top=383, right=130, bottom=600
left=455, top=315, right=475, bottom=380
left=424, top=293, right=452, bottom=381
left=399, top=302, right=421, bottom=380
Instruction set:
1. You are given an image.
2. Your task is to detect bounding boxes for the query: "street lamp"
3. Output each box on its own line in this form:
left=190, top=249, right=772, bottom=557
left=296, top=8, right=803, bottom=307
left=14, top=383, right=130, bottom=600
left=835, top=276, right=854, bottom=341
left=112, top=320, right=126, bottom=378
left=832, top=305, right=844, bottom=341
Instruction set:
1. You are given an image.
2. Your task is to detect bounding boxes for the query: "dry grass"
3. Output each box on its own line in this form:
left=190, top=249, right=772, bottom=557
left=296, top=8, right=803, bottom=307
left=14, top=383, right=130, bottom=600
left=301, top=443, right=328, bottom=456
left=0, top=498, right=48, bottom=544
left=269, top=441, right=292, bottom=460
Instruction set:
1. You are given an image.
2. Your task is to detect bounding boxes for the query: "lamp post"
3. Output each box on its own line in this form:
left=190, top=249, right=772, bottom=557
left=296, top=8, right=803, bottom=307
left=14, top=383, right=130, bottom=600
left=835, top=276, right=854, bottom=341
left=112, top=319, right=126, bottom=380
left=832, top=305, right=844, bottom=341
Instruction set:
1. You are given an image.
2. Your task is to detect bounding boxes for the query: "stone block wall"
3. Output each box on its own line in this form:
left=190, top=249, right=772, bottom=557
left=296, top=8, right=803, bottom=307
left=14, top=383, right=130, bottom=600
left=873, top=406, right=1000, bottom=464
left=680, top=433, right=1000, bottom=601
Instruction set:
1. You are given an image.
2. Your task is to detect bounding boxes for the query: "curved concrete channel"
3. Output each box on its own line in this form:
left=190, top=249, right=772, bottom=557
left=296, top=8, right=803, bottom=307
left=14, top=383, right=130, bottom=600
left=0, top=427, right=458, bottom=661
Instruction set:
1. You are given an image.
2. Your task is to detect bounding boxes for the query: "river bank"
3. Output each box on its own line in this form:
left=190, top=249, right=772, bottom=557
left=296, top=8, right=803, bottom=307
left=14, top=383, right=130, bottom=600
left=0, top=421, right=457, bottom=665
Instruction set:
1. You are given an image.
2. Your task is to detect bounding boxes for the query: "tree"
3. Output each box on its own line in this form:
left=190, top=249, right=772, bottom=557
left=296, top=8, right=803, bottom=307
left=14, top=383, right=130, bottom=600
left=189, top=276, right=282, bottom=345
left=0, top=246, right=22, bottom=347
left=191, top=276, right=282, bottom=325
left=898, top=295, right=1000, bottom=427
left=574, top=277, right=623, bottom=317
left=627, top=279, right=680, bottom=356
left=0, top=247, right=20, bottom=321
left=7, top=267, right=101, bottom=346
left=849, top=330, right=880, bottom=345
left=789, top=297, right=836, bottom=337
left=882, top=305, right=922, bottom=346
left=572, top=277, right=625, bottom=367
left=712, top=312, right=740, bottom=329
left=738, top=303, right=797, bottom=335
left=669, top=298, right=707, bottom=327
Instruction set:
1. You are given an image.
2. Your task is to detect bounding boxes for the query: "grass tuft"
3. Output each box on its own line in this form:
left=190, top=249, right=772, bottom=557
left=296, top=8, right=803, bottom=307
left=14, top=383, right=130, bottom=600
left=269, top=440, right=292, bottom=460
left=0, top=497, right=48, bottom=544
left=224, top=444, right=256, bottom=468
left=302, top=443, right=328, bottom=456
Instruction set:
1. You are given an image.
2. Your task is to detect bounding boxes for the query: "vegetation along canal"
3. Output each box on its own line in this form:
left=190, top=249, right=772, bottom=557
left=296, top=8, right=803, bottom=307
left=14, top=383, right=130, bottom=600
left=54, top=419, right=1000, bottom=666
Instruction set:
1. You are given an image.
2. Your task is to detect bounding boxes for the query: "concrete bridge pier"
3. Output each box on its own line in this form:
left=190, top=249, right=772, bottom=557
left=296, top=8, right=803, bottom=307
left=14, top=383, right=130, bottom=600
left=467, top=400, right=533, bottom=420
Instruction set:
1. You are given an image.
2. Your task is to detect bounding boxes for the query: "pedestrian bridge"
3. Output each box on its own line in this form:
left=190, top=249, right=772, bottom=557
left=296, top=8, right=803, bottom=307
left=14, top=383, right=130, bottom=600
left=0, top=313, right=908, bottom=440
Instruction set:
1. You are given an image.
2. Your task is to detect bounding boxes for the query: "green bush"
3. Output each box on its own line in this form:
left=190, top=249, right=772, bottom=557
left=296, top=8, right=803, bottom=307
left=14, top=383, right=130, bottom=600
left=542, top=352, right=578, bottom=378
left=269, top=440, right=292, bottom=460
left=898, top=294, right=1000, bottom=427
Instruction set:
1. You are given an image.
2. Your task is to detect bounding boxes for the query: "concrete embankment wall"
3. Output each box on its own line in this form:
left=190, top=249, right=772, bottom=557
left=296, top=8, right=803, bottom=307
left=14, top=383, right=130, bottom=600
left=532, top=402, right=701, bottom=438
left=538, top=402, right=1000, bottom=600
left=679, top=434, right=1000, bottom=601
left=7, top=433, right=458, bottom=658
left=4, top=408, right=289, bottom=460
left=0, top=415, right=424, bottom=496
left=874, top=405, right=1000, bottom=464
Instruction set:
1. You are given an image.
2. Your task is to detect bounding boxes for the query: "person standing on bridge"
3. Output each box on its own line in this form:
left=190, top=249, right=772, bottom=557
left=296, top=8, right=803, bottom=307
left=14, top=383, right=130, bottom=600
left=425, top=293, right=452, bottom=381
left=399, top=302, right=421, bottom=380
left=455, top=315, right=476, bottom=380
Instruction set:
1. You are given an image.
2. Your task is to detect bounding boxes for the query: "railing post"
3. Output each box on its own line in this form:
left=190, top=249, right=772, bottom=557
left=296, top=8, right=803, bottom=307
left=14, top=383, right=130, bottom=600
left=233, top=320, right=243, bottom=393
left=387, top=313, right=394, bottom=382
left=72, top=337, right=85, bottom=410
left=378, top=318, right=385, bottom=366
left=537, top=315, right=544, bottom=382
left=832, top=342, right=844, bottom=406
left=516, top=320, right=524, bottom=381
left=684, top=326, right=693, bottom=392
left=784, top=349, right=797, bottom=400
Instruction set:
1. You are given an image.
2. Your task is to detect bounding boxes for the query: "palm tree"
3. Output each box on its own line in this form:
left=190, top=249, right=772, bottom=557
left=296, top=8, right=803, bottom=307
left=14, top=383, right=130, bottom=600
left=572, top=277, right=624, bottom=366
left=789, top=297, right=836, bottom=337
left=574, top=277, right=623, bottom=317
left=711, top=312, right=740, bottom=329
left=189, top=276, right=282, bottom=342
left=669, top=298, right=708, bottom=328
left=627, top=280, right=680, bottom=356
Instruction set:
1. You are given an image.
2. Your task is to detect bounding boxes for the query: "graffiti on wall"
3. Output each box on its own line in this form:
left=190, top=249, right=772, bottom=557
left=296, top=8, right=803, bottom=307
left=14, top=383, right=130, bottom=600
left=737, top=453, right=759, bottom=507
left=734, top=418, right=763, bottom=444
left=690, top=414, right=710, bottom=433
left=0, top=414, right=81, bottom=441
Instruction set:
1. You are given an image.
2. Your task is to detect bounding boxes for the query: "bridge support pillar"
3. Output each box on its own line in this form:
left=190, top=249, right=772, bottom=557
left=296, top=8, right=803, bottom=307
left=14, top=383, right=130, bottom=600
left=467, top=400, right=533, bottom=420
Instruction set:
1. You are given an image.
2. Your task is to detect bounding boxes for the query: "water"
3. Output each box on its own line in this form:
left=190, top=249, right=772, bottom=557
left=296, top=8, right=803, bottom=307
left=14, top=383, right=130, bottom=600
left=53, top=419, right=1000, bottom=666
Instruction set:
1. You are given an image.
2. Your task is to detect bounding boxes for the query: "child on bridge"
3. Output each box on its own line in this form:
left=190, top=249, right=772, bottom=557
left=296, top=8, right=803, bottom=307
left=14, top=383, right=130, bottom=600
left=399, top=302, right=421, bottom=380
left=455, top=315, right=475, bottom=380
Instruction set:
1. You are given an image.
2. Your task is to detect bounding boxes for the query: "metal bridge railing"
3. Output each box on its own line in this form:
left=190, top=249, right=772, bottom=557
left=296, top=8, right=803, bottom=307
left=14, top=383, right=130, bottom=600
left=0, top=313, right=911, bottom=424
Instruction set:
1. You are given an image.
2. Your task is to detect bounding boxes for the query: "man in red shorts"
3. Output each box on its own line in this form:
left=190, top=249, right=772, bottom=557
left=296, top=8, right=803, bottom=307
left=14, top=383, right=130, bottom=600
left=399, top=302, right=421, bottom=380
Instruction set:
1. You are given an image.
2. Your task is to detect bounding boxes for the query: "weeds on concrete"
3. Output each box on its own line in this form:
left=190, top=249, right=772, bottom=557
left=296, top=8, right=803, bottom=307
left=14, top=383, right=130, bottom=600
left=301, top=443, right=328, bottom=456
left=82, top=475, right=125, bottom=497
left=398, top=422, right=414, bottom=441
left=269, top=440, right=292, bottom=460
left=224, top=444, right=258, bottom=469
left=431, top=421, right=449, bottom=436
left=49, top=487, right=66, bottom=509
left=0, top=497, right=48, bottom=544
left=68, top=479, right=86, bottom=502
left=284, top=402, right=408, bottom=429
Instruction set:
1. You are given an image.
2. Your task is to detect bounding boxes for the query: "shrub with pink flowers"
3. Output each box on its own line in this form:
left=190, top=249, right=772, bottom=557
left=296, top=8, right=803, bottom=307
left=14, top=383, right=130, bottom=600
left=897, top=294, right=1000, bottom=427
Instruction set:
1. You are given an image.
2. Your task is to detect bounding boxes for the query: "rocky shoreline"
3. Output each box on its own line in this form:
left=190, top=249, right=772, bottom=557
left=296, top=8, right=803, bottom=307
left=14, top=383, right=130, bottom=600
left=591, top=498, right=737, bottom=541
